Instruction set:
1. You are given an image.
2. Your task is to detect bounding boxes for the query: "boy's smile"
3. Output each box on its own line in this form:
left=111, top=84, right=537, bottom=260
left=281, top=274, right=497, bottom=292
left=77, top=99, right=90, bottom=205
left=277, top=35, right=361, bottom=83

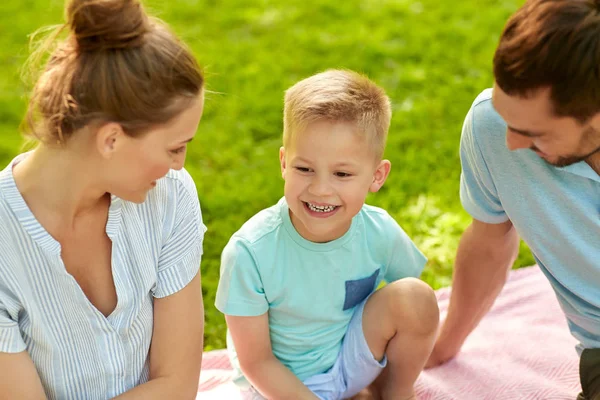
left=303, top=201, right=340, bottom=217
left=280, top=120, right=390, bottom=243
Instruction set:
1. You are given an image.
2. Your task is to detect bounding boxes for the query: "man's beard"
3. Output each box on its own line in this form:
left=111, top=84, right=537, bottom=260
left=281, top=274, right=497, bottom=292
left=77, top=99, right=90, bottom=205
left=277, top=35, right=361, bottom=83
left=551, top=146, right=600, bottom=167
left=533, top=126, right=600, bottom=167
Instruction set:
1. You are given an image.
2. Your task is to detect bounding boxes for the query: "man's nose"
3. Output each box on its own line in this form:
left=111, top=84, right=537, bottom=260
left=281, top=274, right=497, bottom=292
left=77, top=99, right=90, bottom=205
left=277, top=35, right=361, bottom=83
left=506, top=130, right=533, bottom=151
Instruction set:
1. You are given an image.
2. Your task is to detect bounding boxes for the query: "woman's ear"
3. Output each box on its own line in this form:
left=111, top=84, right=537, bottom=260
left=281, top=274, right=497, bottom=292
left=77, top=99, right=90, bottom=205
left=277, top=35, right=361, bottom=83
left=96, top=123, right=126, bottom=159
left=369, top=159, right=391, bottom=192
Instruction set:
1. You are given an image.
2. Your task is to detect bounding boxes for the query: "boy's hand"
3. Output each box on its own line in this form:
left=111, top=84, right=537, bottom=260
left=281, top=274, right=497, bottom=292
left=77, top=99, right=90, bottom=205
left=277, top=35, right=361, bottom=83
left=349, top=384, right=381, bottom=400
left=226, top=313, right=319, bottom=400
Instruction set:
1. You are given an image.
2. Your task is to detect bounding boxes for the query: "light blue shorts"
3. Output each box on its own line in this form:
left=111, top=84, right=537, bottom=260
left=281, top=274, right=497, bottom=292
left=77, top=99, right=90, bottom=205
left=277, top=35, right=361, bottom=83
left=302, top=297, right=387, bottom=399
left=237, top=297, right=387, bottom=400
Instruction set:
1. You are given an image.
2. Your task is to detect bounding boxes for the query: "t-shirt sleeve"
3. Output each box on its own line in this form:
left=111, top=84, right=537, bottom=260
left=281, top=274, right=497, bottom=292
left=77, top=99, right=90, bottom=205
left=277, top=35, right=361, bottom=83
left=459, top=102, right=508, bottom=223
left=153, top=173, right=206, bottom=298
left=0, top=301, right=26, bottom=353
left=383, top=216, right=427, bottom=283
left=215, top=238, right=269, bottom=317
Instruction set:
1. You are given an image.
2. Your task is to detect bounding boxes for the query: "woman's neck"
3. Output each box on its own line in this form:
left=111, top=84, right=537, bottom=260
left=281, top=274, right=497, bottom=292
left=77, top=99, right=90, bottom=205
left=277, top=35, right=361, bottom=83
left=13, top=144, right=109, bottom=227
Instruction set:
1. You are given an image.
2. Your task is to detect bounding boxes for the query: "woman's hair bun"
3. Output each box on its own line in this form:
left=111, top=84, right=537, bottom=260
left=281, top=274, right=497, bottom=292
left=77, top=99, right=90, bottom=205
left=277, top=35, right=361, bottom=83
left=66, top=0, right=149, bottom=52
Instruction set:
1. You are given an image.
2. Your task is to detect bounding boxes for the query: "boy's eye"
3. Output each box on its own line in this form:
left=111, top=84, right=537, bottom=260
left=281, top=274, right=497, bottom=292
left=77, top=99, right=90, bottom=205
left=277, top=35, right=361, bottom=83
left=170, top=147, right=186, bottom=155
left=335, top=172, right=352, bottom=178
left=295, top=166, right=312, bottom=172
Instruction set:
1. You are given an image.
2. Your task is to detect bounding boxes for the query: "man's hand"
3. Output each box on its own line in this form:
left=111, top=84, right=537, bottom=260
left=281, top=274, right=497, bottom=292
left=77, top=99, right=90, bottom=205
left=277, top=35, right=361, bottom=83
left=424, top=338, right=460, bottom=368
left=424, top=219, right=519, bottom=370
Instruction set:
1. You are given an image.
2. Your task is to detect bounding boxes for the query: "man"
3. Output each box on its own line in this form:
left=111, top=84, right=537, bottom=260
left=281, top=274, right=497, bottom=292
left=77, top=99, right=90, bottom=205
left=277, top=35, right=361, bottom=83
left=426, top=1, right=600, bottom=399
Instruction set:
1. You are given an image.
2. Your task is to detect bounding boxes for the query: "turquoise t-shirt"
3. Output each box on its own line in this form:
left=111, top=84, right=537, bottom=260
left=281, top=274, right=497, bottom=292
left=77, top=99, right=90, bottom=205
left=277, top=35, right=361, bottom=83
left=460, top=89, right=600, bottom=352
left=215, top=197, right=426, bottom=381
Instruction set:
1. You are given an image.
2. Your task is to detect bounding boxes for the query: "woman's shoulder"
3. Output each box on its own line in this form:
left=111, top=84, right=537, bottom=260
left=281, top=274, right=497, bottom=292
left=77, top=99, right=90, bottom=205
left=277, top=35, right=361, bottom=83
left=162, top=168, right=198, bottom=196
left=148, top=168, right=199, bottom=210
left=0, top=160, right=28, bottom=261
left=0, top=195, right=32, bottom=291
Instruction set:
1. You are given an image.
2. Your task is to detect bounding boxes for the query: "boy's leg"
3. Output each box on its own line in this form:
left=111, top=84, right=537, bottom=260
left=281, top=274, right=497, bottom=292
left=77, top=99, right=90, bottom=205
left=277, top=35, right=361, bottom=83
left=361, top=278, right=439, bottom=400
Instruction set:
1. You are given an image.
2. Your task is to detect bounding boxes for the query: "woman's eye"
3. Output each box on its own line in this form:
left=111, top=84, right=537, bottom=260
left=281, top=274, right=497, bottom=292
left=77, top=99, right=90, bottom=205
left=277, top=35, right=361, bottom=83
left=170, top=147, right=186, bottom=155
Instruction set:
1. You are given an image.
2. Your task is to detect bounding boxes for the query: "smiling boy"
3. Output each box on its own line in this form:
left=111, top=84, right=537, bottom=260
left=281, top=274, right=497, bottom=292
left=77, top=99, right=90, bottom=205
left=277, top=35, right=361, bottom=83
left=216, top=70, right=438, bottom=400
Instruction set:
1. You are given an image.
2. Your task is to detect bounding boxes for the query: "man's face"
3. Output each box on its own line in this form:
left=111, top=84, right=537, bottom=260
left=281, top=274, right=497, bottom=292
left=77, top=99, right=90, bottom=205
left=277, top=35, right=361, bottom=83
left=492, top=84, right=600, bottom=167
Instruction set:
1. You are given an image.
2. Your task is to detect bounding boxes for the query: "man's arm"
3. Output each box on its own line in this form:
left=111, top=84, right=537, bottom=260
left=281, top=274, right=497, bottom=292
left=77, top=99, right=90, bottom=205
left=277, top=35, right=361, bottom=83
left=426, top=218, right=519, bottom=367
left=226, top=314, right=318, bottom=400
left=114, top=272, right=204, bottom=399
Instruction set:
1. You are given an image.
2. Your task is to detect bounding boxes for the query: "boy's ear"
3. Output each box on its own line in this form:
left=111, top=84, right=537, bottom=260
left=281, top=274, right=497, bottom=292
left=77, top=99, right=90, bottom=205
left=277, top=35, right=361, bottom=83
left=279, top=146, right=286, bottom=179
left=96, top=122, right=126, bottom=159
left=369, top=159, right=391, bottom=193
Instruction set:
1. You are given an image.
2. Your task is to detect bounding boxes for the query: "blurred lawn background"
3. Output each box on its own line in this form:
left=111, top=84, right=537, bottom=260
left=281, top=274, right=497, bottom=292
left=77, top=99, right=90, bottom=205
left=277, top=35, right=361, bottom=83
left=0, top=0, right=533, bottom=350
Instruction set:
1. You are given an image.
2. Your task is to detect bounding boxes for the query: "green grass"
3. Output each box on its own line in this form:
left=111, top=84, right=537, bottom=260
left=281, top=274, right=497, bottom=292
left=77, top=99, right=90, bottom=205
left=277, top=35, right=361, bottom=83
left=0, top=0, right=533, bottom=350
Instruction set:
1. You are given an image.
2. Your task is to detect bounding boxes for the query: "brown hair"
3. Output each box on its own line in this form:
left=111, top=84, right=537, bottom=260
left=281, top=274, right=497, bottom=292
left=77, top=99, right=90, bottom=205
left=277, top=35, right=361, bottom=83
left=493, top=0, right=600, bottom=121
left=283, top=69, right=391, bottom=160
left=24, top=0, right=204, bottom=144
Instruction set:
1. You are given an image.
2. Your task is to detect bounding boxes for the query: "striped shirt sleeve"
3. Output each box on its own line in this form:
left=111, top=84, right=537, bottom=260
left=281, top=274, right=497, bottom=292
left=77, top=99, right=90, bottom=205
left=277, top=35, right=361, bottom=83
left=0, top=301, right=25, bottom=353
left=153, top=172, right=206, bottom=298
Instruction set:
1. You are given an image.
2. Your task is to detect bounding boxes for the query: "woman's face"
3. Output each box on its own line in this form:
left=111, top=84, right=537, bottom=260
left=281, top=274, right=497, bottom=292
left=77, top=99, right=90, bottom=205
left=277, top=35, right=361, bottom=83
left=106, top=94, right=204, bottom=203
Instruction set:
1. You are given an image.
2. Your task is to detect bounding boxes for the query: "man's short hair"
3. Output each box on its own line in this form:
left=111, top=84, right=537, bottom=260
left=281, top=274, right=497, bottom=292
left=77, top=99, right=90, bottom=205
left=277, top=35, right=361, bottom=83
left=494, top=0, right=600, bottom=121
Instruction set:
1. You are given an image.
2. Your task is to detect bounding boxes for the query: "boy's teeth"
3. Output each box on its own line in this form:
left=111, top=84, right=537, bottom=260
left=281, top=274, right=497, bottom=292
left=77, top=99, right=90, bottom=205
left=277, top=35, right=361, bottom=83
left=307, top=202, right=336, bottom=212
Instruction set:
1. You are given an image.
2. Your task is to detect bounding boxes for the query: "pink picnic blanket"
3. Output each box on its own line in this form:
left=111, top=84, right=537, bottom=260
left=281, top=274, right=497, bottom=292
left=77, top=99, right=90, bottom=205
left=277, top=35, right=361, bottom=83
left=198, top=266, right=581, bottom=399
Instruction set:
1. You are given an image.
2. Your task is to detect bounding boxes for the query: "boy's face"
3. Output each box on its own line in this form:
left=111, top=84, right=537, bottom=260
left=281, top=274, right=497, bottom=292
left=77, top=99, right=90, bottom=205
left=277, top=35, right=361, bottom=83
left=280, top=120, right=390, bottom=243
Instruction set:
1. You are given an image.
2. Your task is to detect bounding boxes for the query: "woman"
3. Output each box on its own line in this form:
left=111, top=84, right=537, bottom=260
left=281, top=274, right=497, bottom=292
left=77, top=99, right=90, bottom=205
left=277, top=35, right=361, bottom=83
left=0, top=0, right=206, bottom=398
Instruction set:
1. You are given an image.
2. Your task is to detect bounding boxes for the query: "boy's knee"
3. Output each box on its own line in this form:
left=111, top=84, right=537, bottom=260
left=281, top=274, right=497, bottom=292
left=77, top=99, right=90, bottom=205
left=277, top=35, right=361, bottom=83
left=386, top=278, right=439, bottom=335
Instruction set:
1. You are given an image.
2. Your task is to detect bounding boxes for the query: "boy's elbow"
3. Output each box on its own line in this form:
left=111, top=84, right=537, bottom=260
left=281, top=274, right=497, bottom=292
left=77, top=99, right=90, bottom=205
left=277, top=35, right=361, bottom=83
left=238, top=353, right=275, bottom=380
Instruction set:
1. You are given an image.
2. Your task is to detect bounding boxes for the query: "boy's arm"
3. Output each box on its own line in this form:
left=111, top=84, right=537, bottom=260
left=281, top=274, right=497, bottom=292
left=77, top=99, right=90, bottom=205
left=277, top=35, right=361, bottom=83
left=226, top=314, right=318, bottom=400
left=426, top=218, right=519, bottom=367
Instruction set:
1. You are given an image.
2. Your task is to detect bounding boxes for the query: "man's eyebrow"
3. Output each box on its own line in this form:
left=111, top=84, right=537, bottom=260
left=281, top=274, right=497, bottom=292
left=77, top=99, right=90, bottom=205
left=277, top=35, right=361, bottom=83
left=507, top=126, right=545, bottom=137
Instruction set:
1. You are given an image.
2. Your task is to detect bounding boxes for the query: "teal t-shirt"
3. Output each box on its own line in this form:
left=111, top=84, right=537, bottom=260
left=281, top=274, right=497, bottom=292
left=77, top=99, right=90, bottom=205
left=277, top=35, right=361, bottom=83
left=215, top=197, right=426, bottom=381
left=460, top=89, right=600, bottom=353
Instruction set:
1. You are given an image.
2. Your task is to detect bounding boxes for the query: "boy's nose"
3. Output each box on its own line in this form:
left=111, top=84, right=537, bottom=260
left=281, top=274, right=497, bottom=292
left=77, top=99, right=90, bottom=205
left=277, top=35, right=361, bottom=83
left=308, top=177, right=333, bottom=197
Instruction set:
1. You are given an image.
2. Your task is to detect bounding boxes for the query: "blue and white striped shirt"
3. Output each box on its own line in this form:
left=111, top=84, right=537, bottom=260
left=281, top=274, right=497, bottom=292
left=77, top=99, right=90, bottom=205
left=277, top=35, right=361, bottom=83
left=0, top=154, right=206, bottom=399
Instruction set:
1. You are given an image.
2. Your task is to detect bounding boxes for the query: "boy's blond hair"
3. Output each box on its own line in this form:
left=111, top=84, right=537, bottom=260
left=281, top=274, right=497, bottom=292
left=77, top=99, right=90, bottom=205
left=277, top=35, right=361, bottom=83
left=283, top=69, right=391, bottom=160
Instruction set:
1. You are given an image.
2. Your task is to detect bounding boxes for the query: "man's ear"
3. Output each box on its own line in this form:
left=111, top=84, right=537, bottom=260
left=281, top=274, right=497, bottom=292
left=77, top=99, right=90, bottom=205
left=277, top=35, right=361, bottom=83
left=369, top=159, right=391, bottom=192
left=96, top=123, right=126, bottom=159
left=589, top=112, right=600, bottom=137
left=279, top=146, right=287, bottom=179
